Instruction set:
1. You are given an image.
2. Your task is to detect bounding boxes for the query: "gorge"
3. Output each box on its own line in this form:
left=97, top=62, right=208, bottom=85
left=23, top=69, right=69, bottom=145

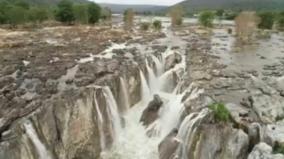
left=0, top=17, right=284, bottom=159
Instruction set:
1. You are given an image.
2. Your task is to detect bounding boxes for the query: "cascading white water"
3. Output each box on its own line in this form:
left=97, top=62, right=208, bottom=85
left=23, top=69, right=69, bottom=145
left=120, top=77, right=130, bottom=112
left=94, top=93, right=106, bottom=152
left=103, top=87, right=122, bottom=140
left=104, top=28, right=197, bottom=159
left=24, top=122, right=52, bottom=159
left=151, top=55, right=164, bottom=76
left=176, top=109, right=209, bottom=159
left=139, top=70, right=151, bottom=103
left=146, top=60, right=160, bottom=93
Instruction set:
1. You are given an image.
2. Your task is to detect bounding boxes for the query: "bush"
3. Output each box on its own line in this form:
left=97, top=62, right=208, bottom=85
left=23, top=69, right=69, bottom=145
left=208, top=103, right=230, bottom=122
left=88, top=2, right=101, bottom=24
left=153, top=20, right=162, bottom=30
left=258, top=12, right=275, bottom=29
left=273, top=143, right=284, bottom=154
left=140, top=22, right=150, bottom=31
left=55, top=0, right=75, bottom=24
left=73, top=4, right=88, bottom=24
left=28, top=7, right=49, bottom=23
left=123, top=8, right=134, bottom=30
left=6, top=6, right=28, bottom=26
left=199, top=11, right=215, bottom=28
left=277, top=12, right=284, bottom=30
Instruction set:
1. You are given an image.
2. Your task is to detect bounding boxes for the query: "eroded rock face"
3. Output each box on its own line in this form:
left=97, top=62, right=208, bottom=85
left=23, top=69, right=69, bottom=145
left=140, top=95, right=163, bottom=127
left=165, top=53, right=182, bottom=71
left=159, top=128, right=179, bottom=159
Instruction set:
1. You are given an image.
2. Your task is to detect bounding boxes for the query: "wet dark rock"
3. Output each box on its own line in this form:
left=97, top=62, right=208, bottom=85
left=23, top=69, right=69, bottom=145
left=140, top=95, right=163, bottom=126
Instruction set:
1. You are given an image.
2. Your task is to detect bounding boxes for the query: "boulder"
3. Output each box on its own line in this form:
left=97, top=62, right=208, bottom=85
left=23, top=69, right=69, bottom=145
left=248, top=142, right=284, bottom=159
left=140, top=95, right=163, bottom=127
left=165, top=53, right=182, bottom=71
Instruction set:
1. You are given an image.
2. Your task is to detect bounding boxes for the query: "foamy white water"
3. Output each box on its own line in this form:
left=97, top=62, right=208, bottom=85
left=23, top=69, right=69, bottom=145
left=24, top=122, right=52, bottom=159
left=104, top=28, right=195, bottom=159
left=103, top=87, right=122, bottom=140
left=120, top=77, right=130, bottom=112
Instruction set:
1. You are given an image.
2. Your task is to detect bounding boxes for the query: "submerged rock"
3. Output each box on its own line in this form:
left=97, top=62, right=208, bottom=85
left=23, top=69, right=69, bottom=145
left=140, top=95, right=163, bottom=127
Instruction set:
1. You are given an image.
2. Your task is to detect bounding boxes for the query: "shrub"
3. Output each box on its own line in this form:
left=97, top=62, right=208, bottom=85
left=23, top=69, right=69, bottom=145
left=6, top=6, right=28, bottom=26
left=140, top=22, right=150, bottom=31
left=28, top=7, right=49, bottom=23
left=123, top=8, right=134, bottom=30
left=55, top=0, right=75, bottom=24
left=208, top=103, right=230, bottom=122
left=153, top=20, right=162, bottom=31
left=273, top=143, right=284, bottom=154
left=169, top=5, right=184, bottom=27
left=73, top=4, right=88, bottom=24
left=258, top=12, right=275, bottom=29
left=199, top=11, right=215, bottom=28
left=88, top=2, right=101, bottom=24
left=277, top=12, right=284, bottom=30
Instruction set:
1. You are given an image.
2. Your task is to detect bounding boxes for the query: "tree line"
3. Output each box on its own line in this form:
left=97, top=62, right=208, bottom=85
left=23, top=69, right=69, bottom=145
left=0, top=0, right=107, bottom=26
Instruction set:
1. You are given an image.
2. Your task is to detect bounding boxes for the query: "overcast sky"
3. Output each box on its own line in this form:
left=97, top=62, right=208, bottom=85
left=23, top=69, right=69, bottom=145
left=92, top=0, right=184, bottom=6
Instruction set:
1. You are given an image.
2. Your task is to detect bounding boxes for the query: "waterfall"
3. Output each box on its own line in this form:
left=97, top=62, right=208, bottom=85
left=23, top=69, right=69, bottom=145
left=24, top=122, right=52, bottom=159
left=139, top=70, right=151, bottom=103
left=176, top=109, right=209, bottom=159
left=94, top=94, right=106, bottom=152
left=151, top=55, right=164, bottom=76
left=146, top=60, right=159, bottom=93
left=120, top=77, right=130, bottom=111
left=103, top=87, right=122, bottom=140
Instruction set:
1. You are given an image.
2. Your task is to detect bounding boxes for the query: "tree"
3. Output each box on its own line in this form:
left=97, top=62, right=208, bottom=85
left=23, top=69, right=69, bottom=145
left=73, top=4, right=88, bottom=24
left=88, top=2, right=101, bottom=24
left=14, top=0, right=30, bottom=10
left=258, top=12, right=275, bottom=29
left=101, top=7, right=112, bottom=21
left=277, top=12, right=284, bottom=30
left=153, top=20, right=162, bottom=31
left=0, top=1, right=9, bottom=24
left=28, top=7, right=49, bottom=23
left=6, top=6, right=28, bottom=26
left=199, top=11, right=215, bottom=28
left=123, top=8, right=134, bottom=30
left=169, top=5, right=184, bottom=27
left=235, top=11, right=260, bottom=43
left=55, top=0, right=75, bottom=24
left=216, top=9, right=224, bottom=18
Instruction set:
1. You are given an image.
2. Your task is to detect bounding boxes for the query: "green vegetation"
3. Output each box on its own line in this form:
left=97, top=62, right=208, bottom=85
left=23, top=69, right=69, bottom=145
left=88, top=2, right=101, bottom=24
left=277, top=12, right=284, bottom=30
left=73, top=4, right=88, bottom=24
left=273, top=143, right=284, bottom=154
left=55, top=0, right=75, bottom=24
left=198, top=11, right=215, bottom=28
left=258, top=12, right=275, bottom=29
left=208, top=103, right=230, bottom=122
left=140, top=22, right=150, bottom=31
left=153, top=20, right=162, bottom=31
left=0, top=0, right=102, bottom=26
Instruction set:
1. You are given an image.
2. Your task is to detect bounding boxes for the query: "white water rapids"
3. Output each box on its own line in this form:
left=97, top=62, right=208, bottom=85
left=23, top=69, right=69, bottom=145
left=102, top=30, right=208, bottom=159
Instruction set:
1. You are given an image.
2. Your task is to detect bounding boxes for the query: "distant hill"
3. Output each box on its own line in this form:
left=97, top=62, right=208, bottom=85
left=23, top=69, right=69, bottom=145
left=0, top=0, right=88, bottom=6
left=175, top=0, right=284, bottom=13
left=99, top=3, right=167, bottom=14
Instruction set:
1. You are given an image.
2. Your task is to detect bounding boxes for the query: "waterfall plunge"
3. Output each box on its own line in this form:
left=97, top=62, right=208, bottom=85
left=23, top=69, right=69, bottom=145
left=176, top=109, right=209, bottom=159
left=120, top=77, right=130, bottom=112
left=24, top=122, right=52, bottom=159
left=103, top=87, right=122, bottom=141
